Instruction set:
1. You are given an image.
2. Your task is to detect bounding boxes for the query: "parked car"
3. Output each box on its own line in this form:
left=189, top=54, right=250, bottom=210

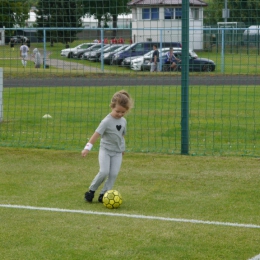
left=122, top=55, right=144, bottom=67
left=81, top=44, right=108, bottom=60
left=111, top=41, right=182, bottom=65
left=87, top=45, right=112, bottom=61
left=101, top=45, right=130, bottom=65
left=243, top=25, right=260, bottom=45
left=140, top=48, right=190, bottom=71
left=129, top=48, right=181, bottom=70
left=10, top=35, right=28, bottom=44
left=71, top=43, right=95, bottom=59
left=172, top=50, right=215, bottom=72
left=140, top=50, right=215, bottom=72
left=61, top=43, right=94, bottom=58
left=88, top=44, right=124, bottom=62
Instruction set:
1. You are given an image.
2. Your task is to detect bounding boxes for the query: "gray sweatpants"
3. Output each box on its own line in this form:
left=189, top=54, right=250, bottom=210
left=89, top=147, right=123, bottom=194
left=150, top=62, right=160, bottom=72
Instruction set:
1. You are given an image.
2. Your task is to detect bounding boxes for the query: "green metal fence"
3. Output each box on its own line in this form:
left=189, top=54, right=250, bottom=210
left=0, top=0, right=260, bottom=156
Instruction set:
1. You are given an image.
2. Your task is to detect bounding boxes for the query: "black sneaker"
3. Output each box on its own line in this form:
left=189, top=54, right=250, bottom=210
left=98, top=194, right=104, bottom=203
left=85, top=190, right=95, bottom=202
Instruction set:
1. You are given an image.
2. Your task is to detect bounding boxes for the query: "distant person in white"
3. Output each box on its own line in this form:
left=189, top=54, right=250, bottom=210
left=33, top=48, right=41, bottom=68
left=20, top=43, right=29, bottom=67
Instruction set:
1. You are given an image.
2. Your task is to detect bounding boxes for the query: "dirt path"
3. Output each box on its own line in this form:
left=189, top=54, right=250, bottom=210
left=42, top=51, right=108, bottom=72
left=24, top=50, right=107, bottom=72
left=46, top=58, right=108, bottom=72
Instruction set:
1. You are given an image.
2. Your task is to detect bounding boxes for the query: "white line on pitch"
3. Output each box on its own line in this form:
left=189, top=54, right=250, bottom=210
left=248, top=254, right=260, bottom=260
left=0, top=204, right=260, bottom=229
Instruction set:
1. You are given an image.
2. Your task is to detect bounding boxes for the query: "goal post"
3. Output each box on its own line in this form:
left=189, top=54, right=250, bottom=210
left=217, top=22, right=238, bottom=46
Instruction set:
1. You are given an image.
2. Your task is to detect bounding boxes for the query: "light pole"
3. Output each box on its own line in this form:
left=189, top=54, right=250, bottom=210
left=221, top=0, right=229, bottom=73
left=224, top=0, right=228, bottom=23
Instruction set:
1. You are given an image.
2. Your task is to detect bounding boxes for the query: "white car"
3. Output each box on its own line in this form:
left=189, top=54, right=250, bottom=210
left=141, top=49, right=199, bottom=71
left=130, top=48, right=181, bottom=71
left=60, top=43, right=95, bottom=58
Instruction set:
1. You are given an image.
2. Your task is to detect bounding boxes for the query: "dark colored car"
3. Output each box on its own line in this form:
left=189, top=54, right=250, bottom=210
left=141, top=50, right=215, bottom=72
left=173, top=51, right=216, bottom=72
left=81, top=44, right=109, bottom=60
left=112, top=41, right=182, bottom=65
left=71, top=43, right=96, bottom=59
left=101, top=45, right=130, bottom=65
left=88, top=44, right=124, bottom=62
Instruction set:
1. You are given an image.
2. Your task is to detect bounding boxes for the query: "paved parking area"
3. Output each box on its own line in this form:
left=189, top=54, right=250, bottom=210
left=4, top=74, right=260, bottom=87
left=47, top=58, right=107, bottom=73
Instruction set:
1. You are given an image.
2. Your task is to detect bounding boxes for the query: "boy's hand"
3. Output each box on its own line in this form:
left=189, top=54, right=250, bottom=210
left=81, top=149, right=89, bottom=157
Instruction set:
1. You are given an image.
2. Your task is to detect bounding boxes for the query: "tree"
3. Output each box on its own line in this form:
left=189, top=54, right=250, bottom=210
left=24, top=0, right=39, bottom=8
left=204, top=0, right=260, bottom=26
left=229, top=0, right=260, bottom=26
left=203, top=0, right=223, bottom=26
left=107, top=0, right=131, bottom=37
left=82, top=0, right=130, bottom=37
left=36, top=0, right=85, bottom=45
left=0, top=1, right=29, bottom=29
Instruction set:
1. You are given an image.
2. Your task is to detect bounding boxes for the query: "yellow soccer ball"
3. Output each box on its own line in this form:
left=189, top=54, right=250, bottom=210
left=103, top=190, right=123, bottom=209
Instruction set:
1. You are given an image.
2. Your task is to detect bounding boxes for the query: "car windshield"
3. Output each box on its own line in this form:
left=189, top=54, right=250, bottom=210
left=89, top=44, right=103, bottom=50
left=106, top=45, right=123, bottom=52
left=143, top=48, right=170, bottom=58
left=107, top=45, right=129, bottom=55
left=143, top=50, right=154, bottom=57
left=101, top=45, right=118, bottom=52
left=124, top=44, right=136, bottom=51
left=172, top=50, right=198, bottom=58
left=116, top=45, right=129, bottom=51
left=79, top=44, right=92, bottom=49
left=190, top=50, right=198, bottom=58
left=101, top=46, right=111, bottom=51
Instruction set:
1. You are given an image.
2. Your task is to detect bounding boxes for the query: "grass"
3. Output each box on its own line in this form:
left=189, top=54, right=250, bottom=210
left=0, top=147, right=260, bottom=260
left=1, top=40, right=260, bottom=259
left=2, top=40, right=260, bottom=78
left=1, top=85, right=260, bottom=156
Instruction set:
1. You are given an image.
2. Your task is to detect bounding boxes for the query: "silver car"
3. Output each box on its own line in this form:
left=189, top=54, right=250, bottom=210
left=61, top=43, right=95, bottom=58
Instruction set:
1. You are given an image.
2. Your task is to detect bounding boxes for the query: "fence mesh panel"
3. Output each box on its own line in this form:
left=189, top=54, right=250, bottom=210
left=0, top=0, right=260, bottom=156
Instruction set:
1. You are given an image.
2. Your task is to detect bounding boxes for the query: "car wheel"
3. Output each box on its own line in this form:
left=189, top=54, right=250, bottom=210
left=202, top=64, right=213, bottom=72
left=68, top=53, right=72, bottom=58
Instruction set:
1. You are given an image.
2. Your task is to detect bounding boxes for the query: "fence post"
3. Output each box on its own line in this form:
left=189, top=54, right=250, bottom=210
left=257, top=26, right=260, bottom=55
left=43, top=29, right=46, bottom=69
left=0, top=68, right=3, bottom=122
left=217, top=30, right=219, bottom=53
left=181, top=0, right=190, bottom=155
left=247, top=29, right=249, bottom=55
left=101, top=27, right=104, bottom=72
left=159, top=28, right=163, bottom=71
left=221, top=29, right=225, bottom=73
